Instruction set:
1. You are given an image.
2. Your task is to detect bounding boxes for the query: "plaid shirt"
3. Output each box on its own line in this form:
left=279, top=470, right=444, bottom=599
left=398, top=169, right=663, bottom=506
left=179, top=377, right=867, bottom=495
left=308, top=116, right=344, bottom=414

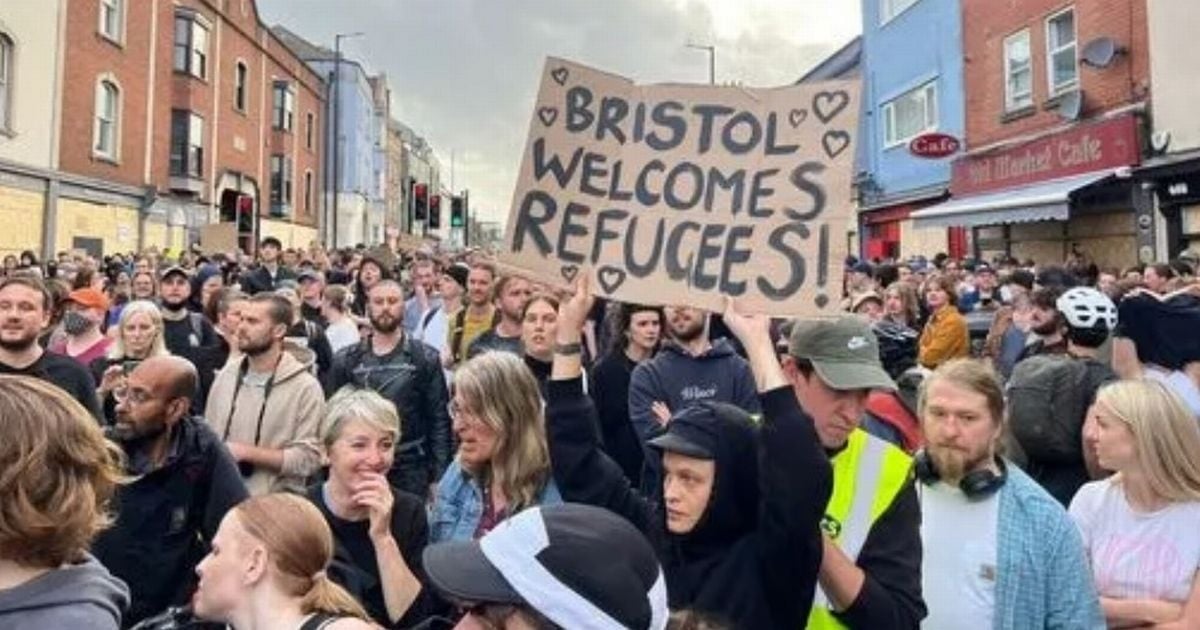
left=994, top=464, right=1105, bottom=630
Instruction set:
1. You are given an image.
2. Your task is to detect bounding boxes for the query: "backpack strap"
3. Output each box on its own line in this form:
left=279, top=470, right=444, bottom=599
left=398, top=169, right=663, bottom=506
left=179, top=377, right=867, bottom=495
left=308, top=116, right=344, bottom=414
left=421, top=305, right=441, bottom=334
left=451, top=308, right=470, bottom=363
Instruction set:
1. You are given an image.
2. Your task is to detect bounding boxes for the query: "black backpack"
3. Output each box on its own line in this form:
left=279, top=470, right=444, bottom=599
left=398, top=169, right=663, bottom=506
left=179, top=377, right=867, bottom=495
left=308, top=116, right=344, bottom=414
left=1006, top=354, right=1093, bottom=463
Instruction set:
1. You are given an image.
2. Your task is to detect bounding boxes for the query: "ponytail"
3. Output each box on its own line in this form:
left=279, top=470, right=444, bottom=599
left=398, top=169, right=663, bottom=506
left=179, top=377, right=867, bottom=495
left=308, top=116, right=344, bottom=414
left=300, top=571, right=370, bottom=621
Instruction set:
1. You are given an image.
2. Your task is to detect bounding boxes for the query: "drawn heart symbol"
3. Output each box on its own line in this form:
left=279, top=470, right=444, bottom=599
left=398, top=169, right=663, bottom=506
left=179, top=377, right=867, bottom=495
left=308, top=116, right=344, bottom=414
left=813, top=90, right=850, bottom=124
left=559, top=264, right=579, bottom=283
left=551, top=67, right=569, bottom=86
left=597, top=266, right=628, bottom=294
left=538, top=107, right=558, bottom=127
left=822, top=130, right=851, bottom=160
left=788, top=109, right=808, bottom=128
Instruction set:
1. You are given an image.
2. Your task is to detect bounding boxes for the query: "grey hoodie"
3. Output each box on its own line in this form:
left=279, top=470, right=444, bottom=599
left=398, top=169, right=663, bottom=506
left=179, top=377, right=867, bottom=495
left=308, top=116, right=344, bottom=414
left=0, top=554, right=129, bottom=630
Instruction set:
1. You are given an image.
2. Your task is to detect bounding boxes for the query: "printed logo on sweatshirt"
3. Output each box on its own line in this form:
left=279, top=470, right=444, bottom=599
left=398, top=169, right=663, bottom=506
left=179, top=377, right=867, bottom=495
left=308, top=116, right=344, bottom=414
left=680, top=384, right=719, bottom=402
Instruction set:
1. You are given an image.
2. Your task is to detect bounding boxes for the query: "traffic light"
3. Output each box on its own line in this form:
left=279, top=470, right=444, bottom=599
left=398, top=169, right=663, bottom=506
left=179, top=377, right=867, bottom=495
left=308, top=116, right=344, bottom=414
left=429, top=194, right=442, bottom=229
left=414, top=183, right=428, bottom=221
left=450, top=195, right=465, bottom=228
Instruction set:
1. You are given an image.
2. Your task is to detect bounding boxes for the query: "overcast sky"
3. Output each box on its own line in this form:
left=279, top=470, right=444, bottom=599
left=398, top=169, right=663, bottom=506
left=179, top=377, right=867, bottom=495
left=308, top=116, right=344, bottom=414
left=257, top=0, right=861, bottom=225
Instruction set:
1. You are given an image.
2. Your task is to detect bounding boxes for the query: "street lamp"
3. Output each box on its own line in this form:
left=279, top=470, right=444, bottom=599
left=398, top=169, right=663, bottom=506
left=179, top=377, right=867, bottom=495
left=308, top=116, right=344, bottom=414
left=331, top=31, right=364, bottom=248
left=686, top=42, right=715, bottom=85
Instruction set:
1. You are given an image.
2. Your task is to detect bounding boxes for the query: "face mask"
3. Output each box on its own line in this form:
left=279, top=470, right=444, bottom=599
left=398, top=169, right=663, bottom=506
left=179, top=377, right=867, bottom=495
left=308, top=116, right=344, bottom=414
left=63, top=310, right=95, bottom=335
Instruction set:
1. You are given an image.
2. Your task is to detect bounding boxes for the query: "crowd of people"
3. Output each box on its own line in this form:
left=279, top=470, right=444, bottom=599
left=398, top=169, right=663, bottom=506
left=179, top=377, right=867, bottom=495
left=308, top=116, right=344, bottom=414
left=0, top=237, right=1199, bottom=629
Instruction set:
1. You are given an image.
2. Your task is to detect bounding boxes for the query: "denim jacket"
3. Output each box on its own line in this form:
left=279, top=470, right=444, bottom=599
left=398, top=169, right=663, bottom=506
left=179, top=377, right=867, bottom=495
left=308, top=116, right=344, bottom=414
left=428, top=461, right=562, bottom=543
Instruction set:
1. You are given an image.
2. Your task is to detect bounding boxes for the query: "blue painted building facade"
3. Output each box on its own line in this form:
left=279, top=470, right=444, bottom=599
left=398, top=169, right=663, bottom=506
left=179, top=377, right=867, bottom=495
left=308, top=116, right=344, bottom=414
left=856, top=0, right=966, bottom=259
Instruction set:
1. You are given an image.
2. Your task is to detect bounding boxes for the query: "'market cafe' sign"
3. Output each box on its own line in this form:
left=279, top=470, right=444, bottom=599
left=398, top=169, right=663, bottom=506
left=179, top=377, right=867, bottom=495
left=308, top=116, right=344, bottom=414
left=500, top=57, right=860, bottom=317
left=951, top=113, right=1140, bottom=196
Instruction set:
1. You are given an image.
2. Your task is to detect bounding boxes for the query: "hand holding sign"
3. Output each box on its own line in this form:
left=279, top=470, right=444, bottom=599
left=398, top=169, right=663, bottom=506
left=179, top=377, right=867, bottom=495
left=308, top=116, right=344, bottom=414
left=502, top=57, right=859, bottom=317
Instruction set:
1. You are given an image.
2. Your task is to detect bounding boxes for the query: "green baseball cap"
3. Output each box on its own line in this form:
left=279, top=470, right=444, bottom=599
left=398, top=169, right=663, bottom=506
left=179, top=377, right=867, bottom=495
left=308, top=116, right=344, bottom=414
left=787, top=316, right=896, bottom=392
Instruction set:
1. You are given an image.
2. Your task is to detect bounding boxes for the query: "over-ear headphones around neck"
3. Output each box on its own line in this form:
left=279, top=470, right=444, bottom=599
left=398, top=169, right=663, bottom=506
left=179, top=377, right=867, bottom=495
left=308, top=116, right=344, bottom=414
left=913, top=449, right=1008, bottom=500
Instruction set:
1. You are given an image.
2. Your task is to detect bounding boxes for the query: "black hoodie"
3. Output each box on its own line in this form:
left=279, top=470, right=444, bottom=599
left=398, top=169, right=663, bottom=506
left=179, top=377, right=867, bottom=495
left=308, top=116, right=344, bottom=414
left=546, top=377, right=831, bottom=628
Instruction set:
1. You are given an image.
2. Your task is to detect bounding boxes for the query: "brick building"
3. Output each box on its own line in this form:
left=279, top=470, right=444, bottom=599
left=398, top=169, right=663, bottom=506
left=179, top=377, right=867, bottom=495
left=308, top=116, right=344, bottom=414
left=49, top=0, right=324, bottom=256
left=912, top=0, right=1155, bottom=269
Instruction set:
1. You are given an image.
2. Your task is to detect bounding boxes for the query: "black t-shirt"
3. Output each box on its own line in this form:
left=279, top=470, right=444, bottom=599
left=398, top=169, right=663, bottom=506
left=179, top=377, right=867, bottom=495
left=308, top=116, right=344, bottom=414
left=0, top=351, right=103, bottom=421
left=162, top=313, right=221, bottom=412
left=301, top=302, right=329, bottom=329
left=305, top=483, right=430, bottom=628
left=465, top=329, right=522, bottom=360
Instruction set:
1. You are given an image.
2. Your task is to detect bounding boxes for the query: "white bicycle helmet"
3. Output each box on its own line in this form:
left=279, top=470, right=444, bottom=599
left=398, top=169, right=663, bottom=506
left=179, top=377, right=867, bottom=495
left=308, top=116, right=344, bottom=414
left=1056, top=287, right=1117, bottom=331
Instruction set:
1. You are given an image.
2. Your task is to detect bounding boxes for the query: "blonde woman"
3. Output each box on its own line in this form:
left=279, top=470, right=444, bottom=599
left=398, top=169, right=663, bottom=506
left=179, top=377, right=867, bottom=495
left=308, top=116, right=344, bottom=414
left=92, top=300, right=170, bottom=422
left=192, top=493, right=374, bottom=629
left=305, top=388, right=427, bottom=627
left=0, top=376, right=128, bottom=628
left=1070, top=380, right=1200, bottom=629
left=429, top=351, right=561, bottom=543
left=882, top=282, right=921, bottom=331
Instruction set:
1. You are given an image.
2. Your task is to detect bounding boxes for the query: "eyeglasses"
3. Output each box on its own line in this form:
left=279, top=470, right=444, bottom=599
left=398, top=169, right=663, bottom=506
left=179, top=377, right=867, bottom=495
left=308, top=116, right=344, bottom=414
left=112, top=386, right=152, bottom=405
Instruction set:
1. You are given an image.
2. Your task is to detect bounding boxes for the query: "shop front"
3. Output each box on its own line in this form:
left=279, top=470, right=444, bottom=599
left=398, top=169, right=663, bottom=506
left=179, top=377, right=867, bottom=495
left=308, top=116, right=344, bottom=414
left=1138, top=149, right=1200, bottom=258
left=912, top=113, right=1154, bottom=269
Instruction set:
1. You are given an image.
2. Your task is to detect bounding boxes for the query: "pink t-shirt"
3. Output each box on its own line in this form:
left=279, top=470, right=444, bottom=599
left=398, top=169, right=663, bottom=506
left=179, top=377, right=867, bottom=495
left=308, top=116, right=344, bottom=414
left=50, top=337, right=114, bottom=371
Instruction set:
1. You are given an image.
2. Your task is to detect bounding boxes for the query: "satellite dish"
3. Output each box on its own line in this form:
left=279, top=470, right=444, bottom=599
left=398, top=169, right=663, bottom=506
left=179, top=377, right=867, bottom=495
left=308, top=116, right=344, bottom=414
left=1081, top=37, right=1123, bottom=68
left=1057, top=90, right=1084, bottom=121
left=1151, top=130, right=1173, bottom=154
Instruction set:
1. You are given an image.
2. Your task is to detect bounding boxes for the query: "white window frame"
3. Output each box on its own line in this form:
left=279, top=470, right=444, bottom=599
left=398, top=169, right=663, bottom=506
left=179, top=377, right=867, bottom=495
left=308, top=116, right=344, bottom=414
left=93, top=77, right=121, bottom=160
left=169, top=109, right=204, bottom=178
left=98, top=0, right=124, bottom=44
left=273, top=81, right=294, bottom=131
left=881, top=80, right=938, bottom=148
left=234, top=61, right=248, bottom=112
left=173, top=11, right=209, bottom=80
left=0, top=33, right=12, bottom=134
left=1045, top=7, right=1079, bottom=96
left=1004, top=29, right=1034, bottom=112
left=270, top=154, right=292, bottom=208
left=880, top=0, right=920, bottom=25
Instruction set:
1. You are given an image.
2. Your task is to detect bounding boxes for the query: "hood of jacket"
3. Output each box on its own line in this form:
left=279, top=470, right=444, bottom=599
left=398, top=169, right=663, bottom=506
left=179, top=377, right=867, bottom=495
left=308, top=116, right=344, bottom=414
left=0, top=554, right=129, bottom=626
left=662, top=401, right=760, bottom=558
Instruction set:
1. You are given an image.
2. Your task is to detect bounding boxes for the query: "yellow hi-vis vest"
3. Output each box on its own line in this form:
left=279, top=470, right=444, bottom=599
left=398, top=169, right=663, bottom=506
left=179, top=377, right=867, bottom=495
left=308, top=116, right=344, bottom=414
left=807, top=429, right=913, bottom=630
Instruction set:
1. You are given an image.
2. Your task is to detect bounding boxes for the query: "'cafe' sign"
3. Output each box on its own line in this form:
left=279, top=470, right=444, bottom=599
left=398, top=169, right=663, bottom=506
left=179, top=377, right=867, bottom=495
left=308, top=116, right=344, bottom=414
left=950, top=113, right=1140, bottom=196
left=909, top=132, right=961, bottom=159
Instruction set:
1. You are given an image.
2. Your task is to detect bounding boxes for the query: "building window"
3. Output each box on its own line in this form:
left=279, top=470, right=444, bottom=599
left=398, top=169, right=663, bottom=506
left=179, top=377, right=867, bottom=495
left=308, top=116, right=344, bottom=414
left=93, top=79, right=120, bottom=159
left=169, top=110, right=204, bottom=178
left=0, top=34, right=11, bottom=133
left=234, top=62, right=248, bottom=111
left=270, top=155, right=292, bottom=210
left=1046, top=8, right=1078, bottom=95
left=880, top=0, right=920, bottom=24
left=1004, top=29, right=1033, bottom=112
left=882, top=80, right=937, bottom=148
left=304, top=170, right=313, bottom=213
left=305, top=112, right=314, bottom=149
left=272, top=81, right=294, bottom=131
left=173, top=12, right=209, bottom=79
left=99, top=0, right=124, bottom=43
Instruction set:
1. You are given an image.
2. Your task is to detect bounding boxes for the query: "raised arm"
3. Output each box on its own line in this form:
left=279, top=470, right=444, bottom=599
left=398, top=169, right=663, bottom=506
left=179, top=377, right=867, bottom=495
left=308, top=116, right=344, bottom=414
left=548, top=275, right=656, bottom=534
left=722, top=300, right=833, bottom=627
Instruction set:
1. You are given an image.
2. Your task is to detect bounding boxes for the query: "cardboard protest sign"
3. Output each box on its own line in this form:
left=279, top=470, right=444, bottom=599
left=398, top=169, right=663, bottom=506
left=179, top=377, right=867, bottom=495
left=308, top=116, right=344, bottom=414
left=501, top=57, right=859, bottom=316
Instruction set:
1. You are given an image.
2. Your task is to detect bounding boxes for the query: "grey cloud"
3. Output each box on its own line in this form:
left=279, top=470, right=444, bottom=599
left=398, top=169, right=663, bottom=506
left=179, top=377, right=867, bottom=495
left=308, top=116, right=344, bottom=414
left=258, top=0, right=858, bottom=225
